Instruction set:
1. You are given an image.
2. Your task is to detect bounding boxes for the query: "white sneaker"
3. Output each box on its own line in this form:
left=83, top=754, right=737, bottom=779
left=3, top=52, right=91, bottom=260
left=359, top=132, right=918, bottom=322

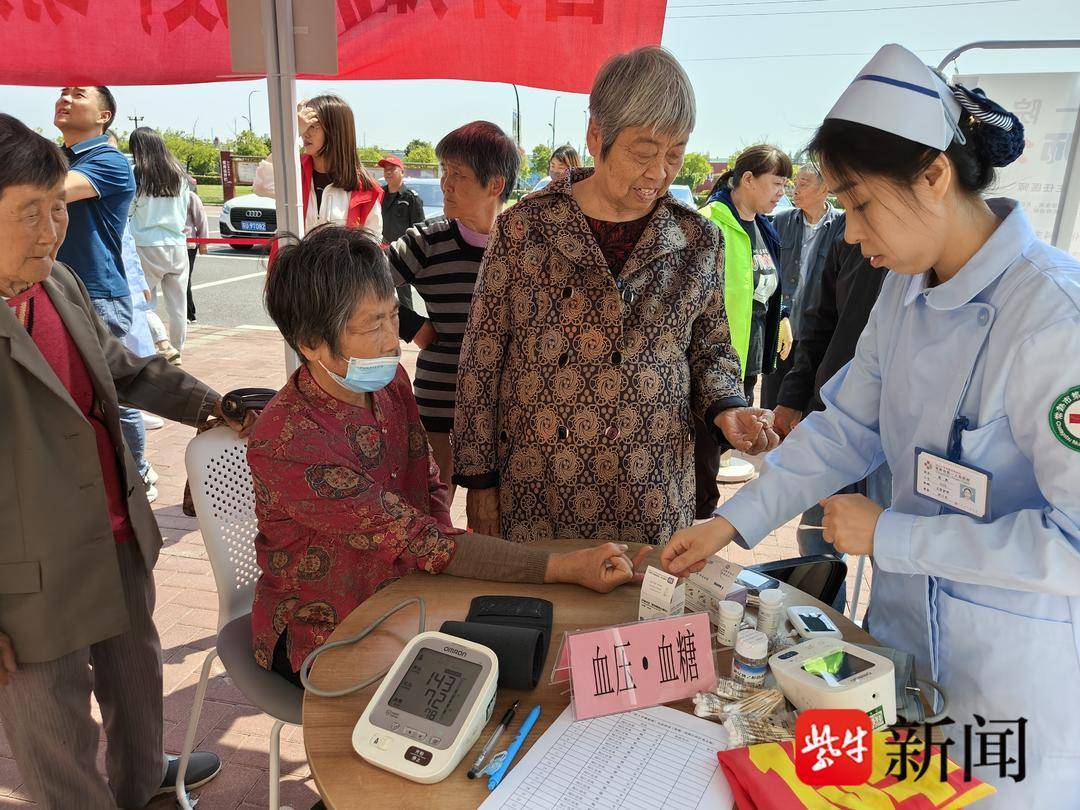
left=142, top=411, right=165, bottom=430
left=145, top=481, right=158, bottom=504
left=145, top=465, right=159, bottom=486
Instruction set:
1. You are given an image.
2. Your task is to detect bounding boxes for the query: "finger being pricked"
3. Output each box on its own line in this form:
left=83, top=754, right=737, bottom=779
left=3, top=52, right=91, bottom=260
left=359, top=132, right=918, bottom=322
left=745, top=407, right=775, bottom=429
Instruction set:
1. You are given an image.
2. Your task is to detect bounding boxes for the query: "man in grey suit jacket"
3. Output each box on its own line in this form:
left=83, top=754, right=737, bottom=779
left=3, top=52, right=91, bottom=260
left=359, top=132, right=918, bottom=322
left=761, top=165, right=843, bottom=410
left=0, top=115, right=249, bottom=808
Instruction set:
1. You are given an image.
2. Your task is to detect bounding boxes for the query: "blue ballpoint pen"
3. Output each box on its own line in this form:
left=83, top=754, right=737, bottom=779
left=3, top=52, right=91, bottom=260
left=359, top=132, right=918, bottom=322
left=487, top=705, right=541, bottom=791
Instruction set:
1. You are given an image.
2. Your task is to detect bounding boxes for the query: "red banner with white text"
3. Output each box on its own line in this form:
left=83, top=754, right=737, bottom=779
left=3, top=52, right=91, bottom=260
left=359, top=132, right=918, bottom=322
left=0, top=0, right=667, bottom=92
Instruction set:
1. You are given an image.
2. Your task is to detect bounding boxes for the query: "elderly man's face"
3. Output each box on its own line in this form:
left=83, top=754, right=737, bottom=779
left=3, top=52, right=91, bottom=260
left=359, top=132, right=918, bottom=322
left=588, top=123, right=687, bottom=217
left=0, top=181, right=68, bottom=293
left=793, top=168, right=828, bottom=214
left=383, top=164, right=404, bottom=187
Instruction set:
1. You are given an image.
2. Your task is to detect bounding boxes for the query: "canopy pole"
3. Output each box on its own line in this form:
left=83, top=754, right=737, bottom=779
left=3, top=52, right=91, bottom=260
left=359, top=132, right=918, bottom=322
left=937, top=40, right=1080, bottom=252
left=262, top=0, right=304, bottom=374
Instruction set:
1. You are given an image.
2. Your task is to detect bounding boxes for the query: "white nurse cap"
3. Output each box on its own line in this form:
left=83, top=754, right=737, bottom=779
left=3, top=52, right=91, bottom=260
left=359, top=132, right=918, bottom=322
left=825, top=43, right=964, bottom=151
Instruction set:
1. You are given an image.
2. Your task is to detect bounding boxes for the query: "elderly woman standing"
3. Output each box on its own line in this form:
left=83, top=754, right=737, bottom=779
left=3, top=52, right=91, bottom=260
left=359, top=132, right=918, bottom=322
left=387, top=121, right=519, bottom=502
left=453, top=47, right=778, bottom=545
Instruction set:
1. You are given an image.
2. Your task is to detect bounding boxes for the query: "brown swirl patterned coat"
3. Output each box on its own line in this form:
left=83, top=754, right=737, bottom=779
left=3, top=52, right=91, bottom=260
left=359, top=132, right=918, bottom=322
left=453, top=169, right=746, bottom=545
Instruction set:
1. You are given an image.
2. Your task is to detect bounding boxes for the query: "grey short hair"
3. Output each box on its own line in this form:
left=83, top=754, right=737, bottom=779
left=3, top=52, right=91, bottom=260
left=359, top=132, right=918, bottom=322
left=264, top=226, right=395, bottom=360
left=798, top=164, right=826, bottom=185
left=436, top=121, right=520, bottom=203
left=589, top=46, right=696, bottom=159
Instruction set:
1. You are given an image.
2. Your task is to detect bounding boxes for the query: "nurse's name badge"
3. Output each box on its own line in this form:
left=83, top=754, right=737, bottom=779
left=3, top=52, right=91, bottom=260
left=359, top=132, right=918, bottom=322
left=914, top=447, right=992, bottom=521
left=1050, top=385, right=1080, bottom=453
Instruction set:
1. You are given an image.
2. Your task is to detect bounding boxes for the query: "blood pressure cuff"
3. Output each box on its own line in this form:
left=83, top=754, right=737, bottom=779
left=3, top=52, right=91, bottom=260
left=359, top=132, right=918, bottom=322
left=440, top=621, right=546, bottom=690
left=439, top=595, right=553, bottom=690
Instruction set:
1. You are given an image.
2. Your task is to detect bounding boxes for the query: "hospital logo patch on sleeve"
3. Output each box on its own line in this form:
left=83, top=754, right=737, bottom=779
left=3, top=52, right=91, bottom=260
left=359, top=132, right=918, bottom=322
left=1050, top=386, right=1080, bottom=452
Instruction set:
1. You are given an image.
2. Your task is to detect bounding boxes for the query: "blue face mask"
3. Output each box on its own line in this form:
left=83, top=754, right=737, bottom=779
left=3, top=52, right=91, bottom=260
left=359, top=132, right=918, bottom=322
left=321, top=355, right=399, bottom=394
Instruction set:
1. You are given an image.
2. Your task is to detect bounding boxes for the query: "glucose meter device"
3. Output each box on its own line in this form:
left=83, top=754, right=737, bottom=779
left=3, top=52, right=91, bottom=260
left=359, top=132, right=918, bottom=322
left=787, top=605, right=843, bottom=639
left=352, top=631, right=499, bottom=783
left=770, top=637, right=896, bottom=730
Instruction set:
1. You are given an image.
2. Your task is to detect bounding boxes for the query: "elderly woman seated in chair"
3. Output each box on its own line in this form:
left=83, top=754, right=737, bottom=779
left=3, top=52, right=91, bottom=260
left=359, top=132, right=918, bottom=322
left=247, top=226, right=648, bottom=686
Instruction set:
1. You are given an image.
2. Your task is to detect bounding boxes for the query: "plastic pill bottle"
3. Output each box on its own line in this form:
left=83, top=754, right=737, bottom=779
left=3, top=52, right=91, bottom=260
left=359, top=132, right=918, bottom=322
left=716, top=600, right=744, bottom=647
left=732, top=629, right=769, bottom=688
left=756, top=588, right=784, bottom=639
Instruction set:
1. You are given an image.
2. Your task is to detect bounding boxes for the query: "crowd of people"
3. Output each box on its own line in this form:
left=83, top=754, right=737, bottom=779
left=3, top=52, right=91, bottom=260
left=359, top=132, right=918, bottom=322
left=0, top=40, right=1077, bottom=809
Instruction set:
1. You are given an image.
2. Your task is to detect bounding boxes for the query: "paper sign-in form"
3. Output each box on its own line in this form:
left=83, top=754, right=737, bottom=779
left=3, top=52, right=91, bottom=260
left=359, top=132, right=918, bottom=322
left=567, top=613, right=716, bottom=721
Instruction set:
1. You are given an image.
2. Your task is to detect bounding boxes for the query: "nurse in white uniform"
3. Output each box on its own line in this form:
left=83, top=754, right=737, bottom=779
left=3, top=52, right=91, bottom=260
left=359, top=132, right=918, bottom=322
left=663, top=44, right=1080, bottom=806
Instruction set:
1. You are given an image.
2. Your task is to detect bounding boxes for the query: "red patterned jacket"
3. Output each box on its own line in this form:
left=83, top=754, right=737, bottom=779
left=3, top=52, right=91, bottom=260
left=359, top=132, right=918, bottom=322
left=247, top=364, right=459, bottom=672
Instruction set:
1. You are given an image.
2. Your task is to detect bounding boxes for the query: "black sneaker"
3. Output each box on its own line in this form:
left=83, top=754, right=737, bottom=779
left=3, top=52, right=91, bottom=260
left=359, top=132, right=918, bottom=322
left=155, top=751, right=222, bottom=796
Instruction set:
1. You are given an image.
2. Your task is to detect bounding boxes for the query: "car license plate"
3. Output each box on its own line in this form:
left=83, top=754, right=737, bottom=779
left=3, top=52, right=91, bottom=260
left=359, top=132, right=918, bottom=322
left=241, top=220, right=268, bottom=231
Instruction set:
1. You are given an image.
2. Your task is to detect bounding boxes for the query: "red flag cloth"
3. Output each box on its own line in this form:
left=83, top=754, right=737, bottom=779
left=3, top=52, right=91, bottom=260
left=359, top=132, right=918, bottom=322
left=0, top=0, right=666, bottom=92
left=716, top=734, right=997, bottom=810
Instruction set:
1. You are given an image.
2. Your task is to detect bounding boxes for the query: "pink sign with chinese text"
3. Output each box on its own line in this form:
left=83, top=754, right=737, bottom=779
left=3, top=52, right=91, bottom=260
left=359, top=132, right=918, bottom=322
left=567, top=613, right=716, bottom=721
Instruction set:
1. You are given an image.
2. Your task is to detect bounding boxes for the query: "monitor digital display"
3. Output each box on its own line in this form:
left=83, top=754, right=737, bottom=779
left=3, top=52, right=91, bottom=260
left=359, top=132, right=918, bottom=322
left=801, top=650, right=874, bottom=687
left=387, top=648, right=482, bottom=727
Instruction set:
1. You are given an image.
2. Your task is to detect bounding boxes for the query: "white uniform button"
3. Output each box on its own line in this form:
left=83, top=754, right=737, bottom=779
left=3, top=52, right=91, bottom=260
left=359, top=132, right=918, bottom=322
left=977, top=310, right=989, bottom=326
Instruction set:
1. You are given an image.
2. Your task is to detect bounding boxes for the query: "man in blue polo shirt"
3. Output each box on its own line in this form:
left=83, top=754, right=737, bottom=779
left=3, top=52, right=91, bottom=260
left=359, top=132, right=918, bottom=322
left=51, top=86, right=222, bottom=803
left=54, top=87, right=163, bottom=501
left=55, top=86, right=133, bottom=325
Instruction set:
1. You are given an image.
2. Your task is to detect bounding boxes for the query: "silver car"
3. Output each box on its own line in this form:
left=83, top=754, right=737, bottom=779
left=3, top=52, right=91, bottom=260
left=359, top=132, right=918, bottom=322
left=403, top=177, right=445, bottom=220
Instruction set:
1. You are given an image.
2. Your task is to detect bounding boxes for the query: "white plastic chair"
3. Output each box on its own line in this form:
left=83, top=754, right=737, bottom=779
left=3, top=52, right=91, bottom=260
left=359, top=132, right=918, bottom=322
left=177, top=426, right=303, bottom=810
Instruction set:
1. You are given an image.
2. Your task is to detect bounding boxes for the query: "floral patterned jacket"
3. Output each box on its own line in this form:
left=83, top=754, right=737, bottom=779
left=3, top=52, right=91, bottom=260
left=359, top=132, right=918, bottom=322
left=247, top=365, right=459, bottom=671
left=453, top=168, right=746, bottom=545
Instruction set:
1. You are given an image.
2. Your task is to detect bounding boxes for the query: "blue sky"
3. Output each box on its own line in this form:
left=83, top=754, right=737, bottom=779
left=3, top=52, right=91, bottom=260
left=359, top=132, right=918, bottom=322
left=3, top=0, right=1079, bottom=159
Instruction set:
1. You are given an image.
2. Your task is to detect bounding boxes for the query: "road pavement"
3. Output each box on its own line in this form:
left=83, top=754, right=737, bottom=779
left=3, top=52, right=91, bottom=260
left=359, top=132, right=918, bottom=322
left=182, top=204, right=423, bottom=332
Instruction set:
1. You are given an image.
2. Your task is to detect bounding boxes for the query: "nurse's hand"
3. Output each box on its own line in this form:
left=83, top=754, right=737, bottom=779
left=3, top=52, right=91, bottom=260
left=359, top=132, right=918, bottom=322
left=820, top=494, right=883, bottom=556
left=661, top=517, right=738, bottom=576
left=547, top=544, right=651, bottom=593
left=466, top=487, right=501, bottom=537
left=715, top=407, right=780, bottom=455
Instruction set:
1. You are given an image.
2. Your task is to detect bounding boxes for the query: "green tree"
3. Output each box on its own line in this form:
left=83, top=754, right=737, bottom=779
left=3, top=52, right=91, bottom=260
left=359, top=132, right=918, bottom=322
left=404, top=141, right=437, bottom=165
left=516, top=147, right=531, bottom=188
left=231, top=129, right=270, bottom=157
left=358, top=145, right=385, bottom=164
left=529, top=144, right=552, bottom=178
left=675, top=152, right=712, bottom=190
left=161, top=129, right=219, bottom=176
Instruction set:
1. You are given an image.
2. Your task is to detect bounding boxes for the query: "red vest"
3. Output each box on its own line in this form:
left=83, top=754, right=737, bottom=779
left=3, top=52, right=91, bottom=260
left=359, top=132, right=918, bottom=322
left=300, top=154, right=382, bottom=229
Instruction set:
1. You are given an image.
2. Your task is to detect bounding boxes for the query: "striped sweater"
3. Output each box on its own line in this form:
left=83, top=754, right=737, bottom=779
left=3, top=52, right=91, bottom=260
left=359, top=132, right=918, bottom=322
left=387, top=218, right=485, bottom=433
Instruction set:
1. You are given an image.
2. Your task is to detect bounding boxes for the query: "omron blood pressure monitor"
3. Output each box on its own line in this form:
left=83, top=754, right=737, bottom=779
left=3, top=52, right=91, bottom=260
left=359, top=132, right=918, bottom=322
left=351, top=631, right=499, bottom=783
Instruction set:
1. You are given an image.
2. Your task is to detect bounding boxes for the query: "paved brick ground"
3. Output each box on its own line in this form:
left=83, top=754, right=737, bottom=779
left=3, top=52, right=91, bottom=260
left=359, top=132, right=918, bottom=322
left=0, top=324, right=871, bottom=809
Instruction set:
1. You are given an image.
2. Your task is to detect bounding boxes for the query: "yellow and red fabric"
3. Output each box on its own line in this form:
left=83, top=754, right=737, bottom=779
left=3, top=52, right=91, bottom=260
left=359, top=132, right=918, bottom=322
left=717, top=733, right=996, bottom=809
